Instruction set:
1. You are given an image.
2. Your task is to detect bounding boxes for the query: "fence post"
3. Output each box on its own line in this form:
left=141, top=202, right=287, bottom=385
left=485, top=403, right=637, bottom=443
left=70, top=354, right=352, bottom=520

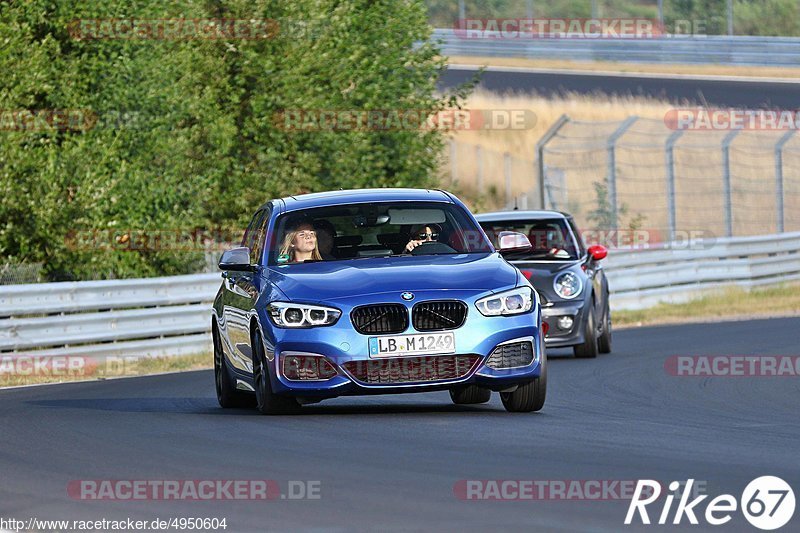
left=775, top=130, right=796, bottom=233
left=665, top=130, right=685, bottom=242
left=450, top=139, right=457, bottom=186
left=476, top=145, right=484, bottom=195
left=721, top=130, right=741, bottom=237
left=504, top=152, right=512, bottom=206
left=536, top=114, right=570, bottom=209
left=607, top=116, right=639, bottom=231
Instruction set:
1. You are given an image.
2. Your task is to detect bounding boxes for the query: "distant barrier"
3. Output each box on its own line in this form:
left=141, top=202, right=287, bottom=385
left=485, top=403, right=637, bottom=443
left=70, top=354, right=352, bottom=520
left=433, top=28, right=800, bottom=67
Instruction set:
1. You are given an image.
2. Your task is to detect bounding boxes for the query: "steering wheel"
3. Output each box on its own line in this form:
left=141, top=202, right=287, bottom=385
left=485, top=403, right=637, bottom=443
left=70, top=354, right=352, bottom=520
left=409, top=241, right=456, bottom=255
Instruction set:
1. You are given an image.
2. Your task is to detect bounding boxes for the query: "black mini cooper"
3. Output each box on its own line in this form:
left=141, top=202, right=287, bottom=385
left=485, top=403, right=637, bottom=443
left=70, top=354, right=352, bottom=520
left=475, top=210, right=611, bottom=358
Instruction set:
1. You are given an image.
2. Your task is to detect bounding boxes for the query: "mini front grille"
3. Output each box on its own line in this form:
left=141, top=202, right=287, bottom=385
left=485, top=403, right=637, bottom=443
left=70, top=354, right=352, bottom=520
left=412, top=301, right=468, bottom=331
left=343, top=355, right=480, bottom=385
left=351, top=304, right=408, bottom=335
left=485, top=341, right=534, bottom=369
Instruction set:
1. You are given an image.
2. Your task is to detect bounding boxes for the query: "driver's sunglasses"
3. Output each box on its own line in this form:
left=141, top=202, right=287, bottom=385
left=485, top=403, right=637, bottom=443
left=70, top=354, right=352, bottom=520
left=417, top=232, right=438, bottom=239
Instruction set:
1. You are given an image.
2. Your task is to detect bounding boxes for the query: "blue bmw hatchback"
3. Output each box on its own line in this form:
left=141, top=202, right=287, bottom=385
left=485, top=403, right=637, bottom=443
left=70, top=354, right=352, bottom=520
left=212, top=189, right=546, bottom=414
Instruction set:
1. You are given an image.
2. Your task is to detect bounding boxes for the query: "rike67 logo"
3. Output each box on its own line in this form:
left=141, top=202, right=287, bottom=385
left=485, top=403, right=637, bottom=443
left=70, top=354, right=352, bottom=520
left=626, top=477, right=795, bottom=530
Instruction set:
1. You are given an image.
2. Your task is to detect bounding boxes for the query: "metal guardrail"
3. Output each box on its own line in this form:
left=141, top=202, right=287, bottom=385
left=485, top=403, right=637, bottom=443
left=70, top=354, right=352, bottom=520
left=433, top=29, right=800, bottom=66
left=605, top=232, right=800, bottom=310
left=0, top=273, right=219, bottom=358
left=0, top=232, right=797, bottom=357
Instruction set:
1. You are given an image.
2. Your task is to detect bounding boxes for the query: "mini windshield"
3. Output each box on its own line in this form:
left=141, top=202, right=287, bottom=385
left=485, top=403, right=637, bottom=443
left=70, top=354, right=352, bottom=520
left=480, top=218, right=580, bottom=261
left=268, top=202, right=493, bottom=265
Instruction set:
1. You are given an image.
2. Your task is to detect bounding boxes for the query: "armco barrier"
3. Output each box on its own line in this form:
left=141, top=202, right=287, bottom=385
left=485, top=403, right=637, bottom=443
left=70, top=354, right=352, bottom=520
left=605, top=232, right=800, bottom=310
left=0, top=232, right=798, bottom=358
left=0, top=273, right=219, bottom=358
left=433, top=29, right=800, bottom=67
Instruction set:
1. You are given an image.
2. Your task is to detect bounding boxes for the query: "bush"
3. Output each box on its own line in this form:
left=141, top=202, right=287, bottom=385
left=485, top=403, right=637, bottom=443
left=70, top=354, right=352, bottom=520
left=0, top=0, right=471, bottom=280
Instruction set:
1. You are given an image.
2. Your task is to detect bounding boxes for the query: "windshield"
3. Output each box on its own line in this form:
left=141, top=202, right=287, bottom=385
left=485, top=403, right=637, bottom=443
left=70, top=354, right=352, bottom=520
left=268, top=202, right=492, bottom=265
left=479, top=218, right=580, bottom=261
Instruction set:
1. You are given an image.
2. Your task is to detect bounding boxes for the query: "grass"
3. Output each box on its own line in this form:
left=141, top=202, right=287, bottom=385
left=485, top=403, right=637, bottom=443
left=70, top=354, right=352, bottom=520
left=440, top=89, right=800, bottom=235
left=447, top=55, right=800, bottom=80
left=441, top=89, right=674, bottom=213
left=0, top=352, right=212, bottom=388
left=614, top=283, right=800, bottom=328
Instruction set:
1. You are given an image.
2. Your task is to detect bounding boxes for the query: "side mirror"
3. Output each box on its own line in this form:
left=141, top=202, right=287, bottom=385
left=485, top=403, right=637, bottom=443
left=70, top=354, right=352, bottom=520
left=588, top=244, right=608, bottom=261
left=497, top=231, right=532, bottom=255
left=219, top=246, right=255, bottom=271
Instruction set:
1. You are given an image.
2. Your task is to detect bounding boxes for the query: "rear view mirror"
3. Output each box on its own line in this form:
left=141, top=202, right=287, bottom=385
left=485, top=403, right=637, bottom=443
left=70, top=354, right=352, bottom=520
left=497, top=231, right=532, bottom=255
left=219, top=246, right=254, bottom=271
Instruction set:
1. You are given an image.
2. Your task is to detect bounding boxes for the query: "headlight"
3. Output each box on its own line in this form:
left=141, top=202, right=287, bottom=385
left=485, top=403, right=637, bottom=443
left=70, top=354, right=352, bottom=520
left=267, top=302, right=341, bottom=328
left=476, top=286, right=534, bottom=316
left=554, top=271, right=582, bottom=299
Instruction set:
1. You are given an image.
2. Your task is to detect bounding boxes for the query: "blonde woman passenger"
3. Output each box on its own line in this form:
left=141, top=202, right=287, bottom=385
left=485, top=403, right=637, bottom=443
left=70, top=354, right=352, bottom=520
left=278, top=223, right=323, bottom=263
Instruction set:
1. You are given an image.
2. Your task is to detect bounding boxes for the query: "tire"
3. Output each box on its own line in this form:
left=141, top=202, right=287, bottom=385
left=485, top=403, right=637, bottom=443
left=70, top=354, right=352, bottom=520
left=598, top=297, right=612, bottom=354
left=501, top=339, right=546, bottom=413
left=251, top=328, right=300, bottom=415
left=449, top=385, right=491, bottom=405
left=213, top=325, right=253, bottom=408
left=573, top=303, right=599, bottom=359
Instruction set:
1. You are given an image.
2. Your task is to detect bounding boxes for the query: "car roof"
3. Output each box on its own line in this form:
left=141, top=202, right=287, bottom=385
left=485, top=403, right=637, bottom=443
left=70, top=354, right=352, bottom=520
left=269, top=188, right=453, bottom=212
left=473, top=210, right=569, bottom=222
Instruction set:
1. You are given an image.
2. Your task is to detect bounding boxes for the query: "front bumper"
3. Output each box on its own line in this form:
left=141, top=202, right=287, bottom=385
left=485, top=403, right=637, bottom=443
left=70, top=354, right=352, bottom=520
left=541, top=300, right=587, bottom=348
left=259, top=291, right=544, bottom=399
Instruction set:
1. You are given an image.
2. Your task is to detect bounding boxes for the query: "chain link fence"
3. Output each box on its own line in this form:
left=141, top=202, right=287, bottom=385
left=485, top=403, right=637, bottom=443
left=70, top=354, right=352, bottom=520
left=446, top=116, right=800, bottom=240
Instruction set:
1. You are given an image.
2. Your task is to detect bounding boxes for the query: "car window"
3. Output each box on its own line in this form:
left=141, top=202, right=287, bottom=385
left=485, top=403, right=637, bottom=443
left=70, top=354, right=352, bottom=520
left=269, top=202, right=492, bottom=265
left=242, top=209, right=268, bottom=264
left=480, top=218, right=579, bottom=261
left=250, top=207, right=271, bottom=265
left=566, top=217, right=586, bottom=256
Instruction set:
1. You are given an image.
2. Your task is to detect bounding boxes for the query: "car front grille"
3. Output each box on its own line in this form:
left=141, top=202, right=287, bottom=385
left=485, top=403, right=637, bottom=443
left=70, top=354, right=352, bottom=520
left=351, top=304, right=408, bottom=335
left=343, top=355, right=480, bottom=385
left=485, top=341, right=535, bottom=369
left=412, top=301, right=468, bottom=331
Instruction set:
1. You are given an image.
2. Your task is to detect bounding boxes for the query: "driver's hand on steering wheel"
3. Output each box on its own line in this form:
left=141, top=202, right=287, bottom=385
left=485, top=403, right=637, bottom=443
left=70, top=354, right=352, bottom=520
left=405, top=240, right=424, bottom=252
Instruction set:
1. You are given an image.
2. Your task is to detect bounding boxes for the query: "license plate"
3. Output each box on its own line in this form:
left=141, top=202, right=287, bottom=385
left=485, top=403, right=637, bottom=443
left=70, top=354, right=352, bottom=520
left=368, top=332, right=455, bottom=358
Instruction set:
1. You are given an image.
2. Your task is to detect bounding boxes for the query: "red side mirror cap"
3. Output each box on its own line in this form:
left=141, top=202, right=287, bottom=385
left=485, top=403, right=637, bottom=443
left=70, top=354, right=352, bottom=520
left=588, top=244, right=608, bottom=261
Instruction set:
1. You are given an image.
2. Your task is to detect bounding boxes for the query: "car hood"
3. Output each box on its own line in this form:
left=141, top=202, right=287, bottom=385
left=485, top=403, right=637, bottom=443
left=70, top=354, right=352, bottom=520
left=265, top=253, right=518, bottom=302
left=513, top=260, right=578, bottom=278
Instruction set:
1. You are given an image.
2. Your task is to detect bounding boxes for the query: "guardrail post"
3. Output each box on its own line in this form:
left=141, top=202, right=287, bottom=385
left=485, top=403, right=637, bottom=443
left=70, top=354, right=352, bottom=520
left=476, top=145, right=483, bottom=195
left=607, top=116, right=639, bottom=231
left=722, top=130, right=741, bottom=237
left=775, top=130, right=796, bottom=233
left=536, top=114, right=570, bottom=209
left=665, top=130, right=685, bottom=242
left=504, top=152, right=512, bottom=206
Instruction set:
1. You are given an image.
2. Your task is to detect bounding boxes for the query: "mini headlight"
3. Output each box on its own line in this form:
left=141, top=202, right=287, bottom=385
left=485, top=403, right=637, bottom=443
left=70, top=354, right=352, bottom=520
left=267, top=302, right=341, bottom=328
left=476, top=287, right=535, bottom=317
left=554, top=272, right=582, bottom=300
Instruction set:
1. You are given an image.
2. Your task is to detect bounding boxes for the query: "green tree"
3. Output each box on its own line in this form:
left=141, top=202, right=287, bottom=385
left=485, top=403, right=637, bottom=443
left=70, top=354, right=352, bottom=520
left=0, top=0, right=470, bottom=281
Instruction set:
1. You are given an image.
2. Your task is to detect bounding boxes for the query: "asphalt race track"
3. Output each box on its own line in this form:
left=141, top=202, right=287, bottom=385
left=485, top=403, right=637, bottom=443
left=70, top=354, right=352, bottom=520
left=1, top=317, right=798, bottom=532
left=439, top=66, right=800, bottom=109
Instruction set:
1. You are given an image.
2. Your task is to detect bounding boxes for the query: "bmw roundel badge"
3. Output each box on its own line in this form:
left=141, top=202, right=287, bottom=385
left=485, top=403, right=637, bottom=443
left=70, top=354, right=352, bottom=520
left=401, top=292, right=414, bottom=301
